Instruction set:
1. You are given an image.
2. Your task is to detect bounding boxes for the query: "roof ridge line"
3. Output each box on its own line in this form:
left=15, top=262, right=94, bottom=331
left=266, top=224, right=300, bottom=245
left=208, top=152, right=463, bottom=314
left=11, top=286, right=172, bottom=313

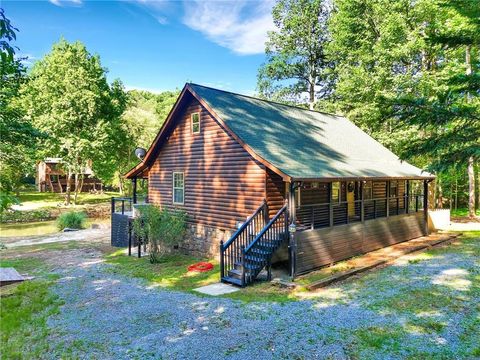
left=188, top=82, right=343, bottom=118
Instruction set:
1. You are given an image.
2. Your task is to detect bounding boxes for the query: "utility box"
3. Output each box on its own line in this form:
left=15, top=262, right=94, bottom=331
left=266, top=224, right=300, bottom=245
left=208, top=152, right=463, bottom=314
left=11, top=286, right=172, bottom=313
left=428, top=209, right=451, bottom=231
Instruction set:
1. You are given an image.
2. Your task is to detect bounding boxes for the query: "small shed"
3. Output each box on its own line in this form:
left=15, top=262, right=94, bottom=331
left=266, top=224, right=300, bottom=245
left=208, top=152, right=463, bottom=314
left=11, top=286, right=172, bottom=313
left=36, top=158, right=102, bottom=193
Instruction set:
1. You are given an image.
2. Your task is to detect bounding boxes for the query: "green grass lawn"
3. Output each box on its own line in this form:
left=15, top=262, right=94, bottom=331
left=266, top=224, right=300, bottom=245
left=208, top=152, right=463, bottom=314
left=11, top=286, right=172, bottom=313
left=17, top=190, right=121, bottom=208
left=0, top=257, right=62, bottom=359
left=105, top=250, right=297, bottom=302
left=450, top=207, right=480, bottom=217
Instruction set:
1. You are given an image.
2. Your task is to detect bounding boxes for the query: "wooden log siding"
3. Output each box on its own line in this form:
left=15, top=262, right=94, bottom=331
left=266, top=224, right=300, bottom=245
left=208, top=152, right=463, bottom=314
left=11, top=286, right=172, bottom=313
left=148, top=97, right=266, bottom=230
left=295, top=212, right=425, bottom=274
left=265, top=169, right=285, bottom=218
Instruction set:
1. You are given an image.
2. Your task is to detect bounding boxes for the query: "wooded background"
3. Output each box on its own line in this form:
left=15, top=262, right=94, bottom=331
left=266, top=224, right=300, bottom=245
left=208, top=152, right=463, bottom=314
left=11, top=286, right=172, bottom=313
left=1, top=0, right=478, bottom=215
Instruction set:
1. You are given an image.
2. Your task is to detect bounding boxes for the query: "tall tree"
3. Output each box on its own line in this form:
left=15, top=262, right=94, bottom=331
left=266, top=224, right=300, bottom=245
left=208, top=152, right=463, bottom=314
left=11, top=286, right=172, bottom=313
left=257, top=0, right=333, bottom=109
left=329, top=0, right=479, bottom=214
left=21, top=39, right=127, bottom=204
left=0, top=9, right=40, bottom=211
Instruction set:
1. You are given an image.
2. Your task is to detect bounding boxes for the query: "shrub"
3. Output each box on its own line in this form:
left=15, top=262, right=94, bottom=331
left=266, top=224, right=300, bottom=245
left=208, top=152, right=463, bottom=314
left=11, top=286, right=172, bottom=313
left=56, top=211, right=87, bottom=230
left=133, top=205, right=187, bottom=263
left=0, top=209, right=52, bottom=223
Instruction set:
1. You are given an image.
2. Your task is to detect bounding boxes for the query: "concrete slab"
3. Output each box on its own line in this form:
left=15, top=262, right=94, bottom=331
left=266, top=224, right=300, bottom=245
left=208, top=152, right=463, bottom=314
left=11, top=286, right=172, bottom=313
left=193, top=282, right=240, bottom=296
left=0, top=267, right=25, bottom=286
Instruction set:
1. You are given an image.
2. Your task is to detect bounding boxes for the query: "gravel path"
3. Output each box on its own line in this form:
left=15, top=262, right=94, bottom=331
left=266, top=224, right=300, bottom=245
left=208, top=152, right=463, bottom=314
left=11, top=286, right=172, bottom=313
left=45, top=238, right=479, bottom=359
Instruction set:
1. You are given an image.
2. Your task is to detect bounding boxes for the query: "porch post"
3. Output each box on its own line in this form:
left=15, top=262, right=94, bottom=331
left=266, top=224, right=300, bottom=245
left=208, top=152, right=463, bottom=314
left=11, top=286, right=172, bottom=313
left=288, top=182, right=297, bottom=278
left=406, top=180, right=410, bottom=214
left=329, top=182, right=334, bottom=227
left=360, top=181, right=365, bottom=222
left=423, top=180, right=429, bottom=235
left=386, top=180, right=390, bottom=218
left=132, top=177, right=137, bottom=204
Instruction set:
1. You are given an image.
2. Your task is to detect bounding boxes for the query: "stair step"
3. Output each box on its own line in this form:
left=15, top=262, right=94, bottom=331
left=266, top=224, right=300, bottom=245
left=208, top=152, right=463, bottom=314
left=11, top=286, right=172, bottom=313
left=228, top=268, right=243, bottom=279
left=250, top=248, right=271, bottom=256
left=222, top=276, right=243, bottom=286
left=245, top=254, right=266, bottom=264
left=234, top=262, right=262, bottom=271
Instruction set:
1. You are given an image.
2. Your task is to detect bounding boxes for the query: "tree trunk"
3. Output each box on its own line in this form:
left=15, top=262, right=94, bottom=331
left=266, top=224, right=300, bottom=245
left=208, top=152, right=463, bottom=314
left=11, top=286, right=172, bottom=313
left=74, top=173, right=80, bottom=205
left=437, top=177, right=443, bottom=209
left=58, top=176, right=63, bottom=193
left=118, top=172, right=124, bottom=195
left=308, top=71, right=316, bottom=110
left=78, top=174, right=84, bottom=194
left=65, top=172, right=72, bottom=205
left=468, top=156, right=475, bottom=218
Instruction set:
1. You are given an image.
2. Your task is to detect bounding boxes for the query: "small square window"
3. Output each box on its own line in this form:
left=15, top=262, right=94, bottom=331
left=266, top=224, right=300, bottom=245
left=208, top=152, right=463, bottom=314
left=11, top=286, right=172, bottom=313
left=191, top=112, right=200, bottom=134
left=173, top=172, right=184, bottom=205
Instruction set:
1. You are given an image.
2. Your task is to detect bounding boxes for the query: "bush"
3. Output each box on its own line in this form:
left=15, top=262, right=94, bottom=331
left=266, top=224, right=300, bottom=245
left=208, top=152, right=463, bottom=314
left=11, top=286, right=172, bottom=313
left=133, top=205, right=187, bottom=263
left=0, top=209, right=52, bottom=223
left=56, top=211, right=87, bottom=230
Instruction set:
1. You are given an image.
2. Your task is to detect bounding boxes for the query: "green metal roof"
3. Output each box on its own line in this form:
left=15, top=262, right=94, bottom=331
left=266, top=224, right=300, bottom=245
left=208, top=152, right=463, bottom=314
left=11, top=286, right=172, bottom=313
left=189, top=83, right=433, bottom=180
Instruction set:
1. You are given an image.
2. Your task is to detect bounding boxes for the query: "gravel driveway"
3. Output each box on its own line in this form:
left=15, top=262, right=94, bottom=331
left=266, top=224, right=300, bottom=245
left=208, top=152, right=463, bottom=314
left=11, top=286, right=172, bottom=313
left=45, top=237, right=479, bottom=359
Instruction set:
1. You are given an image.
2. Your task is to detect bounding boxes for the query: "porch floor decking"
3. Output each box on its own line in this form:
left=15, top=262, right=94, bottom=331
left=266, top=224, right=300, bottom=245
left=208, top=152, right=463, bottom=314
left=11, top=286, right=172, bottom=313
left=302, top=232, right=459, bottom=290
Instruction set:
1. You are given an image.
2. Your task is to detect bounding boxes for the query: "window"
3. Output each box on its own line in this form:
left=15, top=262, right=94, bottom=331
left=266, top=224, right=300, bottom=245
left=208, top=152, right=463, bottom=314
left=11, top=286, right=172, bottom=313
left=191, top=112, right=200, bottom=134
left=390, top=180, right=398, bottom=197
left=363, top=181, right=372, bottom=199
left=331, top=182, right=340, bottom=203
left=173, top=172, right=184, bottom=204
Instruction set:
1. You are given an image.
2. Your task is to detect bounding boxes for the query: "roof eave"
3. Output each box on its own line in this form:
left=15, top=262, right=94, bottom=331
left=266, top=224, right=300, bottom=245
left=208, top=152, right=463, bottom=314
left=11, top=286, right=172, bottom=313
left=290, top=174, right=436, bottom=182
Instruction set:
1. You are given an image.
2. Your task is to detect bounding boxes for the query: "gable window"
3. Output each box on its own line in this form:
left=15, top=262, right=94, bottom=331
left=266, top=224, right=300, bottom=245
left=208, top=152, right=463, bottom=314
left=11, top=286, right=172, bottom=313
left=191, top=112, right=200, bottom=134
left=331, top=182, right=340, bottom=203
left=173, top=172, right=184, bottom=205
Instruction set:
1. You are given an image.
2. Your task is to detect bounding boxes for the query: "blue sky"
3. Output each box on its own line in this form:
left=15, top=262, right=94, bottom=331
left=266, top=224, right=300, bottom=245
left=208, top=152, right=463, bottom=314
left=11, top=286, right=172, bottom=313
left=3, top=0, right=275, bottom=94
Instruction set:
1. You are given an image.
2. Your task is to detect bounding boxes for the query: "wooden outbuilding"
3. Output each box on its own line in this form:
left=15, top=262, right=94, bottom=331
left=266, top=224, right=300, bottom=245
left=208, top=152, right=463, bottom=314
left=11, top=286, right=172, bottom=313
left=124, top=83, right=434, bottom=286
left=36, top=158, right=102, bottom=193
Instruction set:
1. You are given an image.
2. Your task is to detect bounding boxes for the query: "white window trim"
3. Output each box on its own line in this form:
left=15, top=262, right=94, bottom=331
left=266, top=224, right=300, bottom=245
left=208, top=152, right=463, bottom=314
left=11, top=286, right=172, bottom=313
left=191, top=112, right=200, bottom=134
left=172, top=172, right=184, bottom=205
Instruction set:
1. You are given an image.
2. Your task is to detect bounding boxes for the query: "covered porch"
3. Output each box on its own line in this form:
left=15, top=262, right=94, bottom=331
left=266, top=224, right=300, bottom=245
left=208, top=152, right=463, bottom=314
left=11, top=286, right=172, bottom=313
left=286, top=179, right=430, bottom=276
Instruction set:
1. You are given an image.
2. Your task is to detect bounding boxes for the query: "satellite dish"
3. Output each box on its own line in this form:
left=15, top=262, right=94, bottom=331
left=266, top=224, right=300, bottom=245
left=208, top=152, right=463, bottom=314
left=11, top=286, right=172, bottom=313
left=134, top=148, right=147, bottom=160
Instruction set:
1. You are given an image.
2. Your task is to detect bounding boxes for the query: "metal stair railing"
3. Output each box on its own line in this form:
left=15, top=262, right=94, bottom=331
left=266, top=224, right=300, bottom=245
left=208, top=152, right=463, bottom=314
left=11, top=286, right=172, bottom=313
left=220, top=200, right=268, bottom=281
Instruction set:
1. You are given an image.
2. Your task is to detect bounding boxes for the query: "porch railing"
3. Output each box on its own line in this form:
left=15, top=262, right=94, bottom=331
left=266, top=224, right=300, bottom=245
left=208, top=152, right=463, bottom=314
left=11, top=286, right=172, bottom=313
left=111, top=197, right=133, bottom=215
left=296, top=194, right=424, bottom=231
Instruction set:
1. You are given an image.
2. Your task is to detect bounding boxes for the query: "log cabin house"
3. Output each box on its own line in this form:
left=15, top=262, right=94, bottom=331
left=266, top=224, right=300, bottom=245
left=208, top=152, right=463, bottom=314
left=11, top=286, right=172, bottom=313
left=122, top=83, right=434, bottom=286
left=36, top=158, right=102, bottom=193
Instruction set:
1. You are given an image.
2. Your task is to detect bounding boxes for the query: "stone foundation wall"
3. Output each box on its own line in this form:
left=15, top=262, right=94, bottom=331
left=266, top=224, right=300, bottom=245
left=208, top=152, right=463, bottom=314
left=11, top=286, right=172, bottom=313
left=179, top=223, right=233, bottom=259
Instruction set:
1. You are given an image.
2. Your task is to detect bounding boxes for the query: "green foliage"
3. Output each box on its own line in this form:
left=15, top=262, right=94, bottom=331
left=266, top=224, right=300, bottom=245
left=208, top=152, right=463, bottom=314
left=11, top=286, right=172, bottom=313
left=257, top=0, right=333, bottom=109
left=133, top=205, right=187, bottom=263
left=328, top=0, right=479, bottom=171
left=0, top=9, right=41, bottom=209
left=56, top=211, right=87, bottom=230
left=20, top=39, right=127, bottom=203
left=108, top=89, right=179, bottom=194
left=0, top=208, right=51, bottom=224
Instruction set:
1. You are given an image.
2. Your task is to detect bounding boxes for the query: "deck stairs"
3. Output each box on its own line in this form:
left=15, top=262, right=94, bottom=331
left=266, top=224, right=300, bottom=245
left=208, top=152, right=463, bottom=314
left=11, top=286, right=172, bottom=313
left=220, top=201, right=288, bottom=287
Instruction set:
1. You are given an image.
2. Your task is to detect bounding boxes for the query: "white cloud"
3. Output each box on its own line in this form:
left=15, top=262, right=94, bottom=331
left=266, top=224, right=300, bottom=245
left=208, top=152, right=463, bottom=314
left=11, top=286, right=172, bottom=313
left=182, top=0, right=275, bottom=55
left=49, top=0, right=82, bottom=6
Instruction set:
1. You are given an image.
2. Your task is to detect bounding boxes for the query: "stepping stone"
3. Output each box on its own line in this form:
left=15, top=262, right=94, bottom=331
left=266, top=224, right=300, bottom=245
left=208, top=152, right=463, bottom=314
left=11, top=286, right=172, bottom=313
left=193, top=283, right=240, bottom=296
left=0, top=268, right=25, bottom=286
